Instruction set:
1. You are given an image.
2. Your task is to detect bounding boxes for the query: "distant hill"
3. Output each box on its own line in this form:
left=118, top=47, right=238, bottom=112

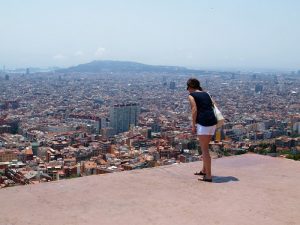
left=56, top=60, right=204, bottom=74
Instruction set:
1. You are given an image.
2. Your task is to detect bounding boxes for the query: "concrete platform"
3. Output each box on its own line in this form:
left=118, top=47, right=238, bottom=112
left=0, top=154, right=299, bottom=225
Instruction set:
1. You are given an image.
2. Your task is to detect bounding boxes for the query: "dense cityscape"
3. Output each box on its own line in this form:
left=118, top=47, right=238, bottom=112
left=0, top=63, right=299, bottom=188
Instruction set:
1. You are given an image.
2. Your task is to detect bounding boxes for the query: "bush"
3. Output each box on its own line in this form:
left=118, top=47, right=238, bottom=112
left=234, top=150, right=247, bottom=155
left=258, top=143, right=269, bottom=148
left=258, top=148, right=268, bottom=155
left=286, top=154, right=300, bottom=161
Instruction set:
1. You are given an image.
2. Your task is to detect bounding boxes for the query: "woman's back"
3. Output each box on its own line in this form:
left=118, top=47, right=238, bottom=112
left=189, top=91, right=213, bottom=112
left=189, top=91, right=217, bottom=126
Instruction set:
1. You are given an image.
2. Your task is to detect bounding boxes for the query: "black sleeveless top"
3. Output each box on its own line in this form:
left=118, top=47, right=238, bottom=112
left=189, top=91, right=217, bottom=126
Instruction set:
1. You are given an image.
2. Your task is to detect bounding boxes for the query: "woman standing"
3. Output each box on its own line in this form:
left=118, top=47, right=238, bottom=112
left=187, top=78, right=217, bottom=182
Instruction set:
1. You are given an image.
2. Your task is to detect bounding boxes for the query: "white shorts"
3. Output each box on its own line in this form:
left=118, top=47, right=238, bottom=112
left=196, top=124, right=216, bottom=135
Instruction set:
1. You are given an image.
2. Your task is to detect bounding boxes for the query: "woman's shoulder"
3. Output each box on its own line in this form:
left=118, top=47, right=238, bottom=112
left=190, top=91, right=207, bottom=96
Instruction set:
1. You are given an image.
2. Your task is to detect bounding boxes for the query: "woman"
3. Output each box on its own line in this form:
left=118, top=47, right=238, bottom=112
left=187, top=78, right=217, bottom=182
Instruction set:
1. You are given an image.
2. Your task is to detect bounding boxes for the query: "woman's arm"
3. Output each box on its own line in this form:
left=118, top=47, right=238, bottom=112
left=188, top=95, right=197, bottom=133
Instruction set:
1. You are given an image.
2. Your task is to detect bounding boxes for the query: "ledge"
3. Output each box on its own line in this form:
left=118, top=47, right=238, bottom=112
left=0, top=154, right=299, bottom=225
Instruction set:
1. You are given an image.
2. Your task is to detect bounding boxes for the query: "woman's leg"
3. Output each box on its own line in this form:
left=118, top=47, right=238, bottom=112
left=201, top=154, right=206, bottom=174
left=201, top=163, right=206, bottom=174
left=199, top=135, right=212, bottom=179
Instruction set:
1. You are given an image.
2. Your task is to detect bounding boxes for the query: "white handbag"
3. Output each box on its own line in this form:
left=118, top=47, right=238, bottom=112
left=208, top=92, right=225, bottom=128
left=213, top=105, right=224, bottom=128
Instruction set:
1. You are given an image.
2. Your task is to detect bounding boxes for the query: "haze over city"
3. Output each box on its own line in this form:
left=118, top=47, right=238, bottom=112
left=1, top=0, right=300, bottom=71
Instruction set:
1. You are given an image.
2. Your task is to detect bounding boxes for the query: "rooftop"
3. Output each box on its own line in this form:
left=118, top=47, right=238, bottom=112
left=1, top=154, right=299, bottom=225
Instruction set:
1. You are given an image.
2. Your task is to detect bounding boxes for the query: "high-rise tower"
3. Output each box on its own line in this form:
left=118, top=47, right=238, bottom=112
left=169, top=81, right=176, bottom=90
left=109, top=103, right=140, bottom=134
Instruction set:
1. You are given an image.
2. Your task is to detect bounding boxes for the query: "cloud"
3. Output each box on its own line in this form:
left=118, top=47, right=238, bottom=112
left=94, top=47, right=106, bottom=57
left=53, top=54, right=67, bottom=60
left=75, top=51, right=84, bottom=57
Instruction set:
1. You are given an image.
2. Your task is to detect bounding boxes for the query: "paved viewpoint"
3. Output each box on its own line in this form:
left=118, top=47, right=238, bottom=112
left=0, top=154, right=299, bottom=225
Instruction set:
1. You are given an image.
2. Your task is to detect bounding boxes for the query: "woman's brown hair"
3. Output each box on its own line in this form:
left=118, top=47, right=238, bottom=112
left=187, top=78, right=203, bottom=91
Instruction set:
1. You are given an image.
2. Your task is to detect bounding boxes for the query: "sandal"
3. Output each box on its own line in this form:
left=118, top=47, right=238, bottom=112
left=198, top=176, right=212, bottom=182
left=194, top=171, right=206, bottom=176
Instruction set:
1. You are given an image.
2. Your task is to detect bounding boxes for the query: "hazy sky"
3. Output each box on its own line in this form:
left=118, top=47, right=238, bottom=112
left=0, top=0, right=299, bottom=70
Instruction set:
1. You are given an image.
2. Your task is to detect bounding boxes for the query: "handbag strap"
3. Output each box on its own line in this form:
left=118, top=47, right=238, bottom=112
left=207, top=92, right=216, bottom=108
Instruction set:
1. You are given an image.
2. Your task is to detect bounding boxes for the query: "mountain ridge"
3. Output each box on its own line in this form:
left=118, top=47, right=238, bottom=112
left=56, top=60, right=204, bottom=74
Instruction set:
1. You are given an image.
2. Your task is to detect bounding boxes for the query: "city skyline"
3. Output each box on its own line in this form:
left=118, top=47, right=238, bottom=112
left=1, top=0, right=300, bottom=71
left=1, top=69, right=299, bottom=189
